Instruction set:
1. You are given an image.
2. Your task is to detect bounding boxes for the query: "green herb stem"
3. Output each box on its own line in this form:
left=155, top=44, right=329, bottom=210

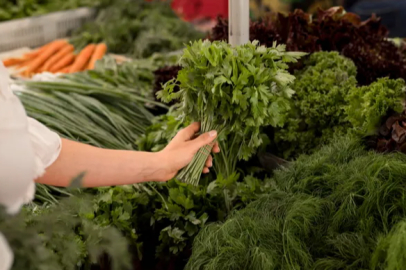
left=177, top=118, right=221, bottom=185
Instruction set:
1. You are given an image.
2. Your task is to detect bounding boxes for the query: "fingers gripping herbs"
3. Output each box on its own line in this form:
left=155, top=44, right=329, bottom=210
left=159, top=40, right=306, bottom=185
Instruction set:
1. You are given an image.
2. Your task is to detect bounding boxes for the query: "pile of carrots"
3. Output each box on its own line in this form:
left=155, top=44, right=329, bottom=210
left=2, top=40, right=107, bottom=77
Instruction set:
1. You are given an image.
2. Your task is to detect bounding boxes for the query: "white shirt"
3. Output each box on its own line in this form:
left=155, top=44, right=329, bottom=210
left=0, top=62, right=61, bottom=270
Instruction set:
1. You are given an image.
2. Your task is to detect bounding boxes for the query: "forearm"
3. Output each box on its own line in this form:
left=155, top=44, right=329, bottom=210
left=36, top=139, right=166, bottom=187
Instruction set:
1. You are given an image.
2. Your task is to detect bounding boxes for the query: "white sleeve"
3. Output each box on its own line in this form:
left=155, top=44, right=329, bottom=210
left=28, top=117, right=62, bottom=179
left=0, top=63, right=36, bottom=215
left=0, top=62, right=61, bottom=215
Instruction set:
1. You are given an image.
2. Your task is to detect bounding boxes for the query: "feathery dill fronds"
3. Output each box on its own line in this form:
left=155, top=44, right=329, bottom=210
left=187, top=135, right=406, bottom=269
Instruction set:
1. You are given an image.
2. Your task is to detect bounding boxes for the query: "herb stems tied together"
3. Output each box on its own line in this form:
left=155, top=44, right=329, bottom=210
left=178, top=117, right=221, bottom=185
left=160, top=40, right=305, bottom=185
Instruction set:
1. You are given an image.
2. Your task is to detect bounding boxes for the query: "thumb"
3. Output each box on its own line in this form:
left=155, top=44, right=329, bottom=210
left=188, top=130, right=217, bottom=152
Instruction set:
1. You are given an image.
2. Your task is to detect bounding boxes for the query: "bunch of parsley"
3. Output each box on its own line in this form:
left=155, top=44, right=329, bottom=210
left=160, top=40, right=305, bottom=185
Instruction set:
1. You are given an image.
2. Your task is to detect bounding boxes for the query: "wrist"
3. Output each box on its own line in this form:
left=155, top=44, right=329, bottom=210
left=144, top=151, right=171, bottom=182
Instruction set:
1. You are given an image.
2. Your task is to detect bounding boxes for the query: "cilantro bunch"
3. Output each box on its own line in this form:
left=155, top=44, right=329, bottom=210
left=160, top=40, right=305, bottom=185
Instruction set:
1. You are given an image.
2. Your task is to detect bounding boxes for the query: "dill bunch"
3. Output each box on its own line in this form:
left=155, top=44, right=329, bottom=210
left=187, top=135, right=406, bottom=269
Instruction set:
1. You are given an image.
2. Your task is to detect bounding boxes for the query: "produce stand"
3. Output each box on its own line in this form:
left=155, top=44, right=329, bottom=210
left=4, top=1, right=406, bottom=270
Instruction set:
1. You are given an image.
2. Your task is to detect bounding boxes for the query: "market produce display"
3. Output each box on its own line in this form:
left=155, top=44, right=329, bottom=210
left=70, top=0, right=204, bottom=58
left=4, top=2, right=406, bottom=270
left=2, top=40, right=107, bottom=77
left=160, top=40, right=305, bottom=185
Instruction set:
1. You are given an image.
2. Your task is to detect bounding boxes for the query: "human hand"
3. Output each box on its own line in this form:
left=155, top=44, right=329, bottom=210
left=155, top=122, right=220, bottom=182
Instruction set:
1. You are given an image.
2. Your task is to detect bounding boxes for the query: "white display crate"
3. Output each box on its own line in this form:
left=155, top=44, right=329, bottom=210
left=0, top=7, right=96, bottom=52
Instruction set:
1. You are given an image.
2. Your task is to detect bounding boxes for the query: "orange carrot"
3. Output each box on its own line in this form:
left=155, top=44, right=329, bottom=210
left=87, top=43, right=107, bottom=70
left=16, top=59, right=33, bottom=69
left=21, top=69, right=33, bottom=78
left=23, top=39, right=66, bottom=59
left=25, top=40, right=67, bottom=74
left=68, top=44, right=96, bottom=73
left=22, top=51, right=40, bottom=59
left=40, top=44, right=74, bottom=72
left=49, top=53, right=75, bottom=73
left=2, top=58, right=25, bottom=67
left=57, top=65, right=72, bottom=73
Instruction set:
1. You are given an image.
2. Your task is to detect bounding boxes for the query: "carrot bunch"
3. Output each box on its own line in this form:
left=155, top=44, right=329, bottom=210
left=2, top=40, right=107, bottom=78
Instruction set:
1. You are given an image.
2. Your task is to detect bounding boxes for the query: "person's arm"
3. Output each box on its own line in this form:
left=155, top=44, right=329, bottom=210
left=36, top=123, right=219, bottom=187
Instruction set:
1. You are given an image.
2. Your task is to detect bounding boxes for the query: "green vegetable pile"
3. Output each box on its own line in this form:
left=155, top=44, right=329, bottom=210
left=90, top=174, right=274, bottom=269
left=18, top=89, right=146, bottom=150
left=160, top=40, right=305, bottom=185
left=1, top=191, right=130, bottom=270
left=18, top=54, right=179, bottom=150
left=270, top=52, right=406, bottom=159
left=12, top=40, right=406, bottom=270
left=271, top=52, right=357, bottom=158
left=0, top=0, right=101, bottom=22
left=187, top=136, right=406, bottom=270
left=12, top=47, right=278, bottom=269
left=6, top=7, right=406, bottom=268
left=70, top=0, right=204, bottom=58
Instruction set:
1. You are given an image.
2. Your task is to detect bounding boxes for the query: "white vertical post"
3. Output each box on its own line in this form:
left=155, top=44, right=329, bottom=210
left=228, top=0, right=250, bottom=46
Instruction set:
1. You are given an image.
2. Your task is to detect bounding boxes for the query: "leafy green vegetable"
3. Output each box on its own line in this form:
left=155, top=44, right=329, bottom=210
left=91, top=174, right=274, bottom=268
left=1, top=194, right=130, bottom=270
left=187, top=135, right=406, bottom=270
left=346, top=77, right=406, bottom=135
left=272, top=52, right=358, bottom=158
left=268, top=53, right=406, bottom=159
left=160, top=40, right=305, bottom=185
left=70, top=0, right=204, bottom=58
